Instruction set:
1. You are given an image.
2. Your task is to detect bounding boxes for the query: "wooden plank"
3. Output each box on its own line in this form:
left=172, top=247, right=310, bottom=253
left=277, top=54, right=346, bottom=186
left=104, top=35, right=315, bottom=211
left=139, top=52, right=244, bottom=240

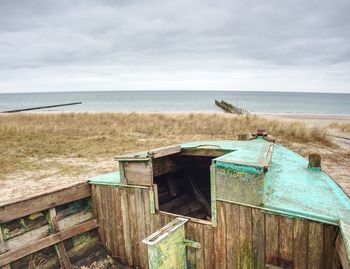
left=0, top=182, right=91, bottom=223
left=113, top=188, right=124, bottom=261
left=135, top=188, right=148, bottom=269
left=105, top=187, right=115, bottom=255
left=336, top=233, right=350, bottom=269
left=149, top=145, right=181, bottom=158
left=179, top=148, right=229, bottom=157
left=91, top=185, right=105, bottom=243
left=0, top=225, right=6, bottom=254
left=323, top=225, right=337, bottom=269
left=186, top=222, right=197, bottom=268
left=193, top=223, right=204, bottom=269
left=292, top=219, right=308, bottom=269
left=127, top=189, right=141, bottom=267
left=5, top=211, right=92, bottom=251
left=278, top=216, right=293, bottom=262
left=203, top=224, right=214, bottom=269
left=0, top=219, right=98, bottom=266
left=225, top=202, right=239, bottom=269
left=308, top=221, right=324, bottom=269
left=265, top=213, right=279, bottom=265
left=214, top=202, right=227, bottom=269
left=120, top=188, right=133, bottom=266
left=239, top=205, right=252, bottom=269
left=48, top=208, right=73, bottom=269
left=252, top=208, right=265, bottom=269
left=122, top=161, right=153, bottom=186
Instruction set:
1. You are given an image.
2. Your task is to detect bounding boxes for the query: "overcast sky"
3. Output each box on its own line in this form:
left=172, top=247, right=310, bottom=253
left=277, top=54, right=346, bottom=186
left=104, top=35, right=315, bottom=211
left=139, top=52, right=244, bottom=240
left=0, top=0, right=350, bottom=93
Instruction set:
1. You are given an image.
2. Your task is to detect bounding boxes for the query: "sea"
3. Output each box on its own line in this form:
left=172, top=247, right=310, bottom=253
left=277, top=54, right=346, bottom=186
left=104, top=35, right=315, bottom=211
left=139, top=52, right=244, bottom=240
left=0, top=91, right=349, bottom=115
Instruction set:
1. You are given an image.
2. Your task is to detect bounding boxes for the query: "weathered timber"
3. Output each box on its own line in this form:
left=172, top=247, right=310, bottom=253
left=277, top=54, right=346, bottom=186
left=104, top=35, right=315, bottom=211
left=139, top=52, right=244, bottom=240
left=0, top=225, right=6, bottom=254
left=1, top=102, right=82, bottom=113
left=336, top=233, right=350, bottom=269
left=0, top=182, right=90, bottom=223
left=308, top=153, right=321, bottom=169
left=121, top=161, right=153, bottom=186
left=147, top=145, right=181, bottom=158
left=0, top=219, right=98, bottom=266
left=48, top=208, right=73, bottom=269
left=5, top=211, right=93, bottom=251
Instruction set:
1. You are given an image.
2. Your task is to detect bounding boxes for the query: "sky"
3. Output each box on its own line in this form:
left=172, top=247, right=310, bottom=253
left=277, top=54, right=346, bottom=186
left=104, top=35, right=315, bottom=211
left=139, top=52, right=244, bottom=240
left=0, top=0, right=350, bottom=93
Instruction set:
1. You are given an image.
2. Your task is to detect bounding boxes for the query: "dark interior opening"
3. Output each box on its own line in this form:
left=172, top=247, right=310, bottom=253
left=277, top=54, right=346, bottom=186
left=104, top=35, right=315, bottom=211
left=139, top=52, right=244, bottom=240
left=153, top=154, right=215, bottom=220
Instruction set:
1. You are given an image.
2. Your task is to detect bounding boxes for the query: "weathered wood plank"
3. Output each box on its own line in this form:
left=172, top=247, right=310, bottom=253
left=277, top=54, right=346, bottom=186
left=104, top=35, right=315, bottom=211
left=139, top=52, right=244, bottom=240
left=252, top=208, right=265, bottom=269
left=226, top=202, right=239, bottom=269
left=203, top=225, right=214, bottom=269
left=308, top=221, right=324, bottom=269
left=292, top=219, right=308, bottom=269
left=278, top=217, right=293, bottom=263
left=5, top=211, right=92, bottom=251
left=0, top=225, right=6, bottom=254
left=91, top=185, right=106, bottom=243
left=122, top=161, right=153, bottom=186
left=114, top=187, right=126, bottom=262
left=186, top=222, right=197, bottom=268
left=194, top=223, right=204, bottom=269
left=0, top=219, right=98, bottom=266
left=152, top=157, right=178, bottom=177
left=120, top=188, right=133, bottom=266
left=136, top=188, right=148, bottom=269
left=239, top=205, right=252, bottom=269
left=323, top=225, right=337, bottom=269
left=336, top=233, right=350, bottom=269
left=214, top=202, right=227, bottom=269
left=0, top=182, right=91, bottom=223
left=48, top=208, right=73, bottom=269
left=265, top=214, right=279, bottom=265
left=149, top=145, right=181, bottom=158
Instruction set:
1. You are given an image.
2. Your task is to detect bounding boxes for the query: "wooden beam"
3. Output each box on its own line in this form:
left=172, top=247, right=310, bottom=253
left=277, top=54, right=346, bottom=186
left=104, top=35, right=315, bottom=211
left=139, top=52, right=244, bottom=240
left=48, top=208, right=73, bottom=269
left=0, top=183, right=91, bottom=223
left=0, top=219, right=98, bottom=266
left=148, top=145, right=181, bottom=159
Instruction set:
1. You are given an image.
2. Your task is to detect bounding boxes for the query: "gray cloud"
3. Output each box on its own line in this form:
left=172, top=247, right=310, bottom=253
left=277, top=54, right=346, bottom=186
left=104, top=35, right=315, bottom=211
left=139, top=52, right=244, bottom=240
left=0, top=0, right=350, bottom=92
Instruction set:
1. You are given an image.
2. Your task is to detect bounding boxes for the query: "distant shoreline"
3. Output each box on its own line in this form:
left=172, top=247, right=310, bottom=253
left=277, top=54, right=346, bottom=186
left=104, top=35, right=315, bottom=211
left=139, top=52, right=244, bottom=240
left=2, top=111, right=350, bottom=126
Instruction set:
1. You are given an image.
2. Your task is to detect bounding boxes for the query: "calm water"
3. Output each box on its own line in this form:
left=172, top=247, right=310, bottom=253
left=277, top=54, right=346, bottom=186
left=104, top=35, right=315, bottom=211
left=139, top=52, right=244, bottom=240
left=0, top=91, right=349, bottom=115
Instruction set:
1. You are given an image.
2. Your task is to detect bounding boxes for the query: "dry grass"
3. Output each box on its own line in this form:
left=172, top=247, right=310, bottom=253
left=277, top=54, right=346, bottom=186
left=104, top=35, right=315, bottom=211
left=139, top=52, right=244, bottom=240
left=0, top=112, right=331, bottom=179
left=328, top=122, right=350, bottom=133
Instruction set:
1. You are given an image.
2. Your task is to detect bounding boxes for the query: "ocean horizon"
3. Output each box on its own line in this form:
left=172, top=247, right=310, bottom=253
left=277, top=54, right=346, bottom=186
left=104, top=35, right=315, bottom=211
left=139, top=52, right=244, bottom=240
left=0, top=90, right=350, bottom=116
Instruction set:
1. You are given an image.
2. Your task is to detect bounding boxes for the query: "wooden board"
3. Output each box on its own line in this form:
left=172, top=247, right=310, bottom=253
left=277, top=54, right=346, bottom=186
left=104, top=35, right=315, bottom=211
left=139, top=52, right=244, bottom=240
left=121, top=161, right=153, bottom=186
left=0, top=219, right=98, bottom=266
left=0, top=183, right=91, bottom=223
left=148, top=145, right=181, bottom=159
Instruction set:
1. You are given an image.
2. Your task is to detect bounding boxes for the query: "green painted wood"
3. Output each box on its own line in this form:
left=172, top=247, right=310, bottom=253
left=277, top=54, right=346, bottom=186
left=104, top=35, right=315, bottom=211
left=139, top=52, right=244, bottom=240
left=143, top=218, right=189, bottom=269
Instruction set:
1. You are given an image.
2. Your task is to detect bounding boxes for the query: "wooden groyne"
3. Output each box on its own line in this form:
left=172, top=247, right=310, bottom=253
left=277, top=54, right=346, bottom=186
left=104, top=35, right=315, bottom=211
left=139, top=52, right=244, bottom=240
left=1, top=102, right=82, bottom=113
left=215, top=99, right=250, bottom=115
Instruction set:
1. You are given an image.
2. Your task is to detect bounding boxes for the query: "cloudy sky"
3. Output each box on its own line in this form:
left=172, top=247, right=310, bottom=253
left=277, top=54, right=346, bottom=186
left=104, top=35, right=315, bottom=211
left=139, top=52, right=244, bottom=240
left=0, top=0, right=350, bottom=93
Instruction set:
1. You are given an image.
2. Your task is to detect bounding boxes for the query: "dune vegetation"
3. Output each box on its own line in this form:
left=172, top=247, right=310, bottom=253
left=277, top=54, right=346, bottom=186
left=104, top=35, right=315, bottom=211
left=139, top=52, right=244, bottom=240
left=0, top=112, right=332, bottom=180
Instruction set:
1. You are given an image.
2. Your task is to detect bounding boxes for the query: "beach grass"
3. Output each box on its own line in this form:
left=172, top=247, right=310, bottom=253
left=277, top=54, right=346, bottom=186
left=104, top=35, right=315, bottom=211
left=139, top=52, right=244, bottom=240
left=0, top=112, right=332, bottom=179
left=328, top=122, right=350, bottom=133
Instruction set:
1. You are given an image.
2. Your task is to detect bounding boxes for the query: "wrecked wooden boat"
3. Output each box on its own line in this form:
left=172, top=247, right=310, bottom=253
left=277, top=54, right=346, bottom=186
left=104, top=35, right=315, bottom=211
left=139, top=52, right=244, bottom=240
left=1, top=132, right=350, bottom=269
